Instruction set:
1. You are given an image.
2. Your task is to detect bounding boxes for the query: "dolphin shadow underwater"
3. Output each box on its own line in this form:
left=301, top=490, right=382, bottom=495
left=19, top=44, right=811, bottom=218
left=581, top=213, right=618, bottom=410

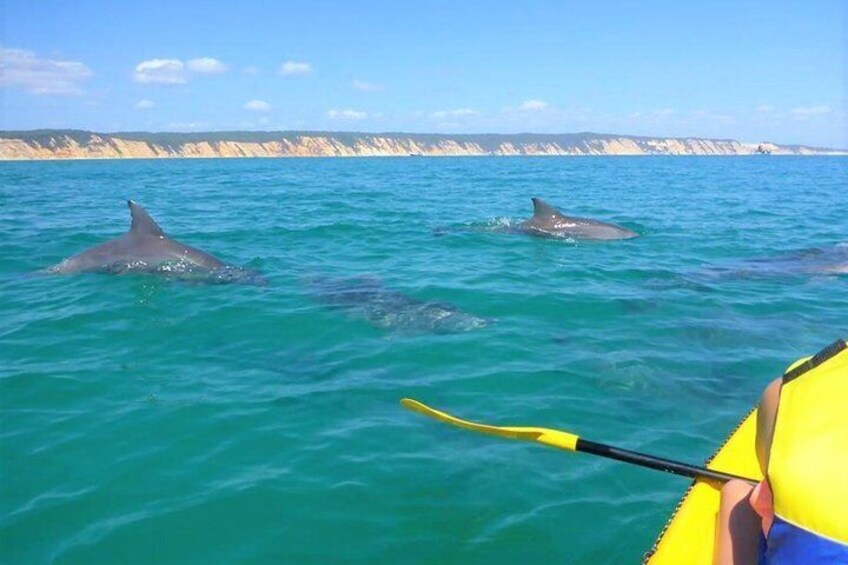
left=47, top=200, right=267, bottom=285
left=698, top=243, right=848, bottom=280
left=437, top=197, right=640, bottom=241
left=303, top=274, right=491, bottom=334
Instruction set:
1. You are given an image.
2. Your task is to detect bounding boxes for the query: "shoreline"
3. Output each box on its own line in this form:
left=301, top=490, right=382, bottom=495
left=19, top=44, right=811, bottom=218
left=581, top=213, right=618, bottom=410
left=2, top=153, right=847, bottom=163
left=1, top=130, right=844, bottom=160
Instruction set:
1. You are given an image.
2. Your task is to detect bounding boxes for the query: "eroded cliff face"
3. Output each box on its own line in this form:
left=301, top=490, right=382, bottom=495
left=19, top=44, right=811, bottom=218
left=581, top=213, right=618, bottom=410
left=0, top=132, right=838, bottom=160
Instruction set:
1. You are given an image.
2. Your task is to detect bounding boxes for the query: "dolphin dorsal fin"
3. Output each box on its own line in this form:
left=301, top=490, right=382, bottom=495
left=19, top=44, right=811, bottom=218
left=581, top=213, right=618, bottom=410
left=531, top=197, right=564, bottom=219
left=127, top=200, right=165, bottom=237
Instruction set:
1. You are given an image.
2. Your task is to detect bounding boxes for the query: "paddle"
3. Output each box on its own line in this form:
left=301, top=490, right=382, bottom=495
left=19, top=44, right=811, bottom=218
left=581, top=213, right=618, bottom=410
left=401, top=398, right=758, bottom=485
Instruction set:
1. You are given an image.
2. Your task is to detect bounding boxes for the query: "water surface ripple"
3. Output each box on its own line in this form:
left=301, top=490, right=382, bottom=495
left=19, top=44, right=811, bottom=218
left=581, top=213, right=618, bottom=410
left=1, top=156, right=846, bottom=563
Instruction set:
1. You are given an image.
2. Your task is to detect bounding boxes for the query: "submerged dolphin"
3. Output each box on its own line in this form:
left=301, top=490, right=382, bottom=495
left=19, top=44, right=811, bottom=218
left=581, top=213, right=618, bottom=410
left=701, top=244, right=848, bottom=279
left=304, top=275, right=491, bottom=334
left=518, top=198, right=639, bottom=240
left=48, top=200, right=266, bottom=284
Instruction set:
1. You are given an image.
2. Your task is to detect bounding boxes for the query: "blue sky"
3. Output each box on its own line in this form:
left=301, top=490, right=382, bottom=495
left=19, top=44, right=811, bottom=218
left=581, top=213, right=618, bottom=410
left=1, top=1, right=845, bottom=147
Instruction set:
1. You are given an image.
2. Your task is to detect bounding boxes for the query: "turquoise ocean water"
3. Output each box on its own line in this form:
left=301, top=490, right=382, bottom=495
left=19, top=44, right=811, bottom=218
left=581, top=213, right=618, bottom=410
left=1, top=156, right=846, bottom=563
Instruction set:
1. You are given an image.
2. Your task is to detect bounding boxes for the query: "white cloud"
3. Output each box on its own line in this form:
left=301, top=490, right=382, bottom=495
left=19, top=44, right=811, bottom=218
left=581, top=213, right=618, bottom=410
left=327, top=108, right=367, bottom=120
left=430, top=108, right=478, bottom=119
left=186, top=57, right=227, bottom=74
left=133, top=57, right=228, bottom=84
left=520, top=99, right=549, bottom=111
left=0, top=47, right=93, bottom=95
left=244, top=99, right=271, bottom=112
left=134, top=59, right=186, bottom=84
left=280, top=61, right=312, bottom=76
left=791, top=105, right=831, bottom=116
left=353, top=79, right=381, bottom=92
left=135, top=99, right=155, bottom=110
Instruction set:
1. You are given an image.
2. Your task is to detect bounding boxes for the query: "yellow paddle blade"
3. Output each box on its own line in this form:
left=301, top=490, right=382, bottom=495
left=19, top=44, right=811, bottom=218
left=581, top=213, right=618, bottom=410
left=401, top=398, right=579, bottom=451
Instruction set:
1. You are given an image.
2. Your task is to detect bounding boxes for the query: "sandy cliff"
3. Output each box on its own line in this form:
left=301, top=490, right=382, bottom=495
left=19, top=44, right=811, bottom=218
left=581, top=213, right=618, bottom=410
left=0, top=131, right=840, bottom=160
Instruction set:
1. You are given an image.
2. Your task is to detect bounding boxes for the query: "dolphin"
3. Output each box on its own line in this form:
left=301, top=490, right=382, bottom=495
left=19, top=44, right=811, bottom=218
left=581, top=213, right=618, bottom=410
left=48, top=200, right=266, bottom=285
left=435, top=197, right=640, bottom=240
left=518, top=198, right=639, bottom=240
left=701, top=243, right=848, bottom=279
left=304, top=275, right=491, bottom=334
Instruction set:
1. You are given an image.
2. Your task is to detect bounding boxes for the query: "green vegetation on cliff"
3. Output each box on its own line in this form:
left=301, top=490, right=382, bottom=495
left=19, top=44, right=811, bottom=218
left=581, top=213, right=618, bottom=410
left=0, top=129, right=841, bottom=157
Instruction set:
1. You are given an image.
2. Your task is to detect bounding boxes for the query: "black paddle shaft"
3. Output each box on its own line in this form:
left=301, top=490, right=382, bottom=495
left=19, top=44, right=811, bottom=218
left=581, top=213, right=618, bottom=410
left=575, top=438, right=758, bottom=484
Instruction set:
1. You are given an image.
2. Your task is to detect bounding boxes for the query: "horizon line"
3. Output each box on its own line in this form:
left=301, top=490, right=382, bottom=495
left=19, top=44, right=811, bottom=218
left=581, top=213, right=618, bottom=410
left=1, top=128, right=844, bottom=151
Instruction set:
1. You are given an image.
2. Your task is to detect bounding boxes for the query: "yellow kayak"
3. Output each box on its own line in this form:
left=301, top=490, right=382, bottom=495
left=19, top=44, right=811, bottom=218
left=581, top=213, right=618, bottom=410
left=645, top=340, right=847, bottom=563
left=402, top=340, right=846, bottom=565
left=643, top=408, right=763, bottom=564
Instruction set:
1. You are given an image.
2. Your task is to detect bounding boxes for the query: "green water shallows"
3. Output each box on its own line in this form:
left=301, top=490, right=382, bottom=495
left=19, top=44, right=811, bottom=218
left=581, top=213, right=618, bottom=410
left=0, top=156, right=846, bottom=563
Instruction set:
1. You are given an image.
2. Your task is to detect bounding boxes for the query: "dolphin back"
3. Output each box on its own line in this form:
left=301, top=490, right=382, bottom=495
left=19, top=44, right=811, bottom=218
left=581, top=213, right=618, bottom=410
left=521, top=197, right=638, bottom=240
left=47, top=200, right=266, bottom=284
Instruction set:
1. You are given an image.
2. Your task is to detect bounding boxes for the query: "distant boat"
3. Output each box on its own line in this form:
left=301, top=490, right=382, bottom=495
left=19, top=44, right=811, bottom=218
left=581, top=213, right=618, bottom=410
left=409, top=152, right=422, bottom=157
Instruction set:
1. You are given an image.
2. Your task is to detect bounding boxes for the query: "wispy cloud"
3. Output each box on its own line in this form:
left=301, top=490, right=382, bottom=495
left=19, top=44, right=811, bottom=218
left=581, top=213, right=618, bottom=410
left=519, top=99, right=549, bottom=111
left=133, top=57, right=228, bottom=84
left=244, top=99, right=271, bottom=112
left=186, top=57, right=227, bottom=74
left=134, top=59, right=186, bottom=84
left=243, top=66, right=260, bottom=75
left=135, top=99, right=155, bottom=110
left=755, top=104, right=775, bottom=114
left=791, top=105, right=831, bottom=117
left=0, top=47, right=93, bottom=95
left=327, top=108, right=367, bottom=120
left=429, top=108, right=478, bottom=119
left=280, top=61, right=312, bottom=76
left=352, top=79, right=381, bottom=92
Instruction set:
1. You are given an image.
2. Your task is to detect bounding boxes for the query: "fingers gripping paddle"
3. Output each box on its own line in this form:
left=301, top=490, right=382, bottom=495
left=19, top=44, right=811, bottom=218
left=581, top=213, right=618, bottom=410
left=400, top=398, right=757, bottom=485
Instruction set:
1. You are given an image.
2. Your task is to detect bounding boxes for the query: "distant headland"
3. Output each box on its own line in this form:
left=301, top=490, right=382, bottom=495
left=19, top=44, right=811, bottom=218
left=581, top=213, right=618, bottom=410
left=0, top=130, right=844, bottom=160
